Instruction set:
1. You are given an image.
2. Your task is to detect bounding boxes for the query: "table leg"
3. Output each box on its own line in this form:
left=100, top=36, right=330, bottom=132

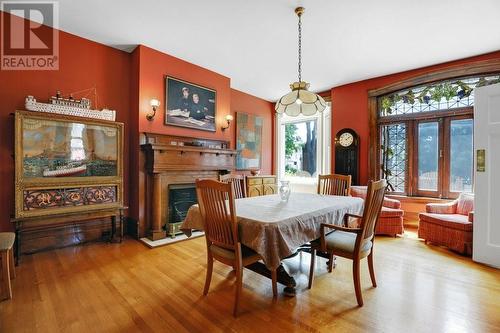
left=246, top=262, right=297, bottom=296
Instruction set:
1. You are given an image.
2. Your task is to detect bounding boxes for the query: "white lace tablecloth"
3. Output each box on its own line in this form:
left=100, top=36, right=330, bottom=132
left=181, top=193, right=364, bottom=269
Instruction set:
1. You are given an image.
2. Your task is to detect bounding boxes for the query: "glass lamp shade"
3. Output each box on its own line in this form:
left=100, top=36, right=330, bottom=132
left=275, top=81, right=327, bottom=116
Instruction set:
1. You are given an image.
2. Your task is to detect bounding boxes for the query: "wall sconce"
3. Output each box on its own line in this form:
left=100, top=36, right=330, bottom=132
left=146, top=99, right=160, bottom=121
left=221, top=114, right=233, bottom=131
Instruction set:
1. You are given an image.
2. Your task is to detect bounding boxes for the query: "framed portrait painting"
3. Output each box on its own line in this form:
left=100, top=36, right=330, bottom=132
left=236, top=112, right=263, bottom=170
left=165, top=76, right=216, bottom=132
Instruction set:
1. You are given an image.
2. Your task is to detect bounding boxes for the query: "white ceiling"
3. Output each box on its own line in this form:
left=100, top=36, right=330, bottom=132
left=26, top=0, right=500, bottom=100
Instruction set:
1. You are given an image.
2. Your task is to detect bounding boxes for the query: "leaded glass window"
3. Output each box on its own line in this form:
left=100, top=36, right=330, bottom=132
left=380, top=124, right=406, bottom=192
left=377, top=73, right=496, bottom=198
left=379, top=75, right=500, bottom=117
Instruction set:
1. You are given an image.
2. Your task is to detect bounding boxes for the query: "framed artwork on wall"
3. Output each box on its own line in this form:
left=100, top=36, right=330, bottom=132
left=164, top=76, right=216, bottom=132
left=236, top=112, right=263, bottom=170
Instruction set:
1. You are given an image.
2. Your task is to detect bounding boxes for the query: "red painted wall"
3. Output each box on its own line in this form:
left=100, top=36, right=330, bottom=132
left=0, top=13, right=275, bottom=236
left=331, top=50, right=500, bottom=185
left=230, top=89, right=274, bottom=175
left=136, top=45, right=232, bottom=143
left=128, top=45, right=274, bottom=234
left=0, top=13, right=131, bottom=232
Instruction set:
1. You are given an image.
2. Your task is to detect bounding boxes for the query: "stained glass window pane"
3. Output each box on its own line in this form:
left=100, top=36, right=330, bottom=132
left=380, top=123, right=406, bottom=192
left=379, top=75, right=500, bottom=117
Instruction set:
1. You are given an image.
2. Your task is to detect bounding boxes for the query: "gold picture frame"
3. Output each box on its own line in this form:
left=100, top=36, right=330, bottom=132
left=14, top=110, right=124, bottom=218
left=164, top=76, right=217, bottom=132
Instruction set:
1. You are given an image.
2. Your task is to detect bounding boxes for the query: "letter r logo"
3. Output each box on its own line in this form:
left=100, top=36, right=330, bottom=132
left=1, top=1, right=59, bottom=70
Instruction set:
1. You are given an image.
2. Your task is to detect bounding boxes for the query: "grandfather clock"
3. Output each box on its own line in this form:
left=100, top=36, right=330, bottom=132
left=334, top=128, right=359, bottom=185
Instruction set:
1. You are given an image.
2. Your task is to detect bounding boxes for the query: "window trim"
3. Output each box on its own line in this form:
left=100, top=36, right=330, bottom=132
left=274, top=103, right=331, bottom=184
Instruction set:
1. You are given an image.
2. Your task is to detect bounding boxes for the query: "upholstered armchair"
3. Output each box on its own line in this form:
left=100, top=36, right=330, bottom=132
left=418, top=193, right=474, bottom=255
left=351, top=186, right=404, bottom=237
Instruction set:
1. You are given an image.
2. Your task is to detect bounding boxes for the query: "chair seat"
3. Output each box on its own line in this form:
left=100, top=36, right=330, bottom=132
left=419, top=213, right=472, bottom=231
left=0, top=233, right=15, bottom=251
left=380, top=207, right=404, bottom=218
left=313, top=230, right=372, bottom=258
left=210, top=244, right=261, bottom=262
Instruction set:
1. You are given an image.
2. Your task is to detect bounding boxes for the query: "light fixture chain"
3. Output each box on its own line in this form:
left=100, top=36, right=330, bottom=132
left=298, top=14, right=302, bottom=82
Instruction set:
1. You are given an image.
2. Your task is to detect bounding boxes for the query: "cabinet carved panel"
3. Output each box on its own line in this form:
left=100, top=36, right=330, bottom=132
left=23, top=186, right=117, bottom=211
left=246, top=176, right=277, bottom=197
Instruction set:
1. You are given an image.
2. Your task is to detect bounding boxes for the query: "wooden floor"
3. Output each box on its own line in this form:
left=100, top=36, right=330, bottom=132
left=1, top=231, right=499, bottom=333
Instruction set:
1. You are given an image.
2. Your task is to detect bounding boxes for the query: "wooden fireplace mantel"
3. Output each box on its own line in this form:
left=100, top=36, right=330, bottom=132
left=142, top=143, right=237, bottom=173
left=140, top=134, right=236, bottom=240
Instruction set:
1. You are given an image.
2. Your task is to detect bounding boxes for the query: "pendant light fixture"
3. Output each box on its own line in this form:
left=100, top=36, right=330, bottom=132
left=275, top=7, right=326, bottom=117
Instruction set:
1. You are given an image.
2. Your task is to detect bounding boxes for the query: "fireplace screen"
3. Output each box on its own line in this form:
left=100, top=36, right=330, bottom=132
left=168, top=184, right=197, bottom=224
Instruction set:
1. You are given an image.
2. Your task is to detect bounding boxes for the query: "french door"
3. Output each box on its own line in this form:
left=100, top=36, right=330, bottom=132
left=413, top=114, right=473, bottom=198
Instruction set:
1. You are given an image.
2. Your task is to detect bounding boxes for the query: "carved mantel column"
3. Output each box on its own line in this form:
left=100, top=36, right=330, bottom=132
left=150, top=173, right=166, bottom=240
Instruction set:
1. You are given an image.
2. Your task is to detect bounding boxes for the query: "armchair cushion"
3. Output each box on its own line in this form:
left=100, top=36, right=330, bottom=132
left=321, top=230, right=372, bottom=258
left=457, top=193, right=474, bottom=216
left=381, top=197, right=402, bottom=209
left=351, top=186, right=401, bottom=209
left=419, top=213, right=472, bottom=231
left=380, top=207, right=404, bottom=218
left=426, top=201, right=457, bottom=214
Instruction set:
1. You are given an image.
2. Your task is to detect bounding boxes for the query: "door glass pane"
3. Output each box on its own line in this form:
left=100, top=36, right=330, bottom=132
left=284, top=120, right=318, bottom=179
left=450, top=119, right=473, bottom=192
left=380, top=123, right=406, bottom=192
left=418, top=122, right=439, bottom=191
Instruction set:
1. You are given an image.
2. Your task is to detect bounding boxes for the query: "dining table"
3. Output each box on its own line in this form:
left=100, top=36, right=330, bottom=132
left=181, top=192, right=364, bottom=295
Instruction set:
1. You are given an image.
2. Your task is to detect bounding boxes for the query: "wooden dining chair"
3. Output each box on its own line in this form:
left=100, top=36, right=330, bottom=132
left=219, top=173, right=247, bottom=199
left=196, top=179, right=277, bottom=316
left=308, top=179, right=387, bottom=307
left=317, top=174, right=352, bottom=196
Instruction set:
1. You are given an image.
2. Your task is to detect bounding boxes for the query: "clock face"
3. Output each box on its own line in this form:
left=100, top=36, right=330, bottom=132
left=339, top=132, right=354, bottom=147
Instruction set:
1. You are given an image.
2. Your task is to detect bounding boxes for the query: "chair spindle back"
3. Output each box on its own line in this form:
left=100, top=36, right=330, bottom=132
left=196, top=179, right=238, bottom=250
left=318, top=174, right=352, bottom=196
left=219, top=174, right=247, bottom=199
left=359, top=179, right=387, bottom=241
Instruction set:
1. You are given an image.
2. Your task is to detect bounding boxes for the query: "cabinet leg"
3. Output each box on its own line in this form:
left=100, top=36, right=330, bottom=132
left=15, top=224, right=20, bottom=266
left=110, top=215, right=117, bottom=243
left=119, top=210, right=124, bottom=242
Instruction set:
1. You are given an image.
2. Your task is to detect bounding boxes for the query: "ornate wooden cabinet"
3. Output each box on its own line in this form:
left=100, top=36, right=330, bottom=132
left=12, top=111, right=126, bottom=259
left=246, top=176, right=277, bottom=197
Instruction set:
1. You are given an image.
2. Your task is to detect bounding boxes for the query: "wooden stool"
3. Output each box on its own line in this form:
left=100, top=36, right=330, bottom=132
left=0, top=232, right=15, bottom=301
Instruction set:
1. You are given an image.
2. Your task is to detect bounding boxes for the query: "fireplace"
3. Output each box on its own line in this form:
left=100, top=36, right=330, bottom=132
left=141, top=133, right=236, bottom=241
left=167, top=184, right=197, bottom=237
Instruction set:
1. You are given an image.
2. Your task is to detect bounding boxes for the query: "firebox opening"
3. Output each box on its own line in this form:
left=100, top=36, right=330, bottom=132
left=167, top=184, right=197, bottom=237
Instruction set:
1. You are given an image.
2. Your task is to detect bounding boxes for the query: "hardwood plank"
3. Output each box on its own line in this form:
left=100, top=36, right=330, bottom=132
left=1, top=234, right=499, bottom=333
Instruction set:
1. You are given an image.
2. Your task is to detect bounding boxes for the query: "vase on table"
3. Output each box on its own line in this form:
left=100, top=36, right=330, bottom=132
left=279, top=180, right=291, bottom=202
